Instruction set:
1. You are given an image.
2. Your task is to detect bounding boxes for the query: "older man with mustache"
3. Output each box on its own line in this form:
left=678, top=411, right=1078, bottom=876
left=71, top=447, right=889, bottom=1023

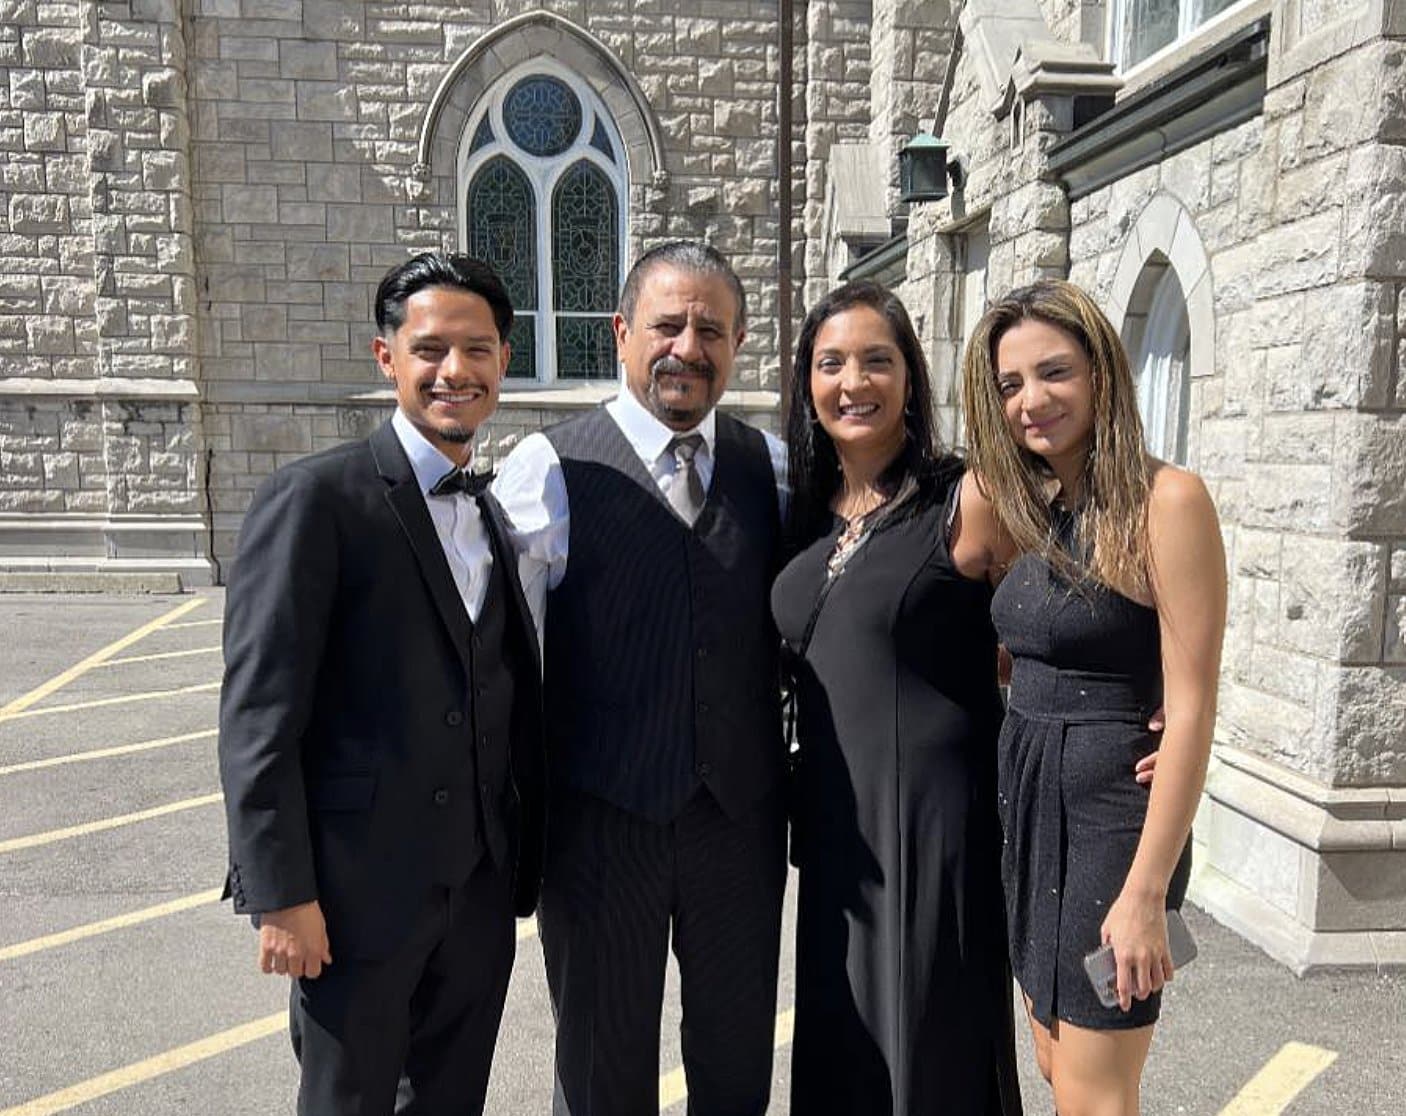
left=494, top=241, right=790, bottom=1116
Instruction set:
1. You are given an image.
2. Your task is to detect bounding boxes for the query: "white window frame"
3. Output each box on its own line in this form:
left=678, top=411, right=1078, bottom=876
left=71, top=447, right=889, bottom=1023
left=1107, top=0, right=1255, bottom=73
left=1133, top=266, right=1191, bottom=464
left=457, top=59, right=629, bottom=385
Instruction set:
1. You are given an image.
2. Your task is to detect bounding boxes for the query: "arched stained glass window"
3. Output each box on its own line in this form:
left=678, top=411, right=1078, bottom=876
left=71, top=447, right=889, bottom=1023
left=467, top=157, right=537, bottom=380
left=461, top=65, right=627, bottom=383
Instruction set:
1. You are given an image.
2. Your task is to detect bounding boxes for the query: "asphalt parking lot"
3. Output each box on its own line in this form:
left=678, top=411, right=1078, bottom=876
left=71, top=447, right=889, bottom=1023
left=0, top=590, right=1401, bottom=1115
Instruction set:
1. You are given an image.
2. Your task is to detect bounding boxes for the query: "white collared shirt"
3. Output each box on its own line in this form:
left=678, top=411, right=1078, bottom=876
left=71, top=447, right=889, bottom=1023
left=491, top=387, right=788, bottom=640
left=391, top=409, right=493, bottom=624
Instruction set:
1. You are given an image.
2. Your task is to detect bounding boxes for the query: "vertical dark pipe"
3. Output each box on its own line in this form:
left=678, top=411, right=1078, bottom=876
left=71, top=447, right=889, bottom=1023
left=777, top=0, right=794, bottom=418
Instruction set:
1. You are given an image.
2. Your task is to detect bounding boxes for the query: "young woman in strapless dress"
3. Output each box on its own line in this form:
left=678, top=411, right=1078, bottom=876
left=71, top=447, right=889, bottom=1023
left=960, top=279, right=1226, bottom=1116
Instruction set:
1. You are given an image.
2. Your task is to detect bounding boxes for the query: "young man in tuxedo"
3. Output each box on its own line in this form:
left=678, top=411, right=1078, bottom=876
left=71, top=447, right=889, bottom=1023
left=494, top=241, right=789, bottom=1115
left=218, top=253, right=545, bottom=1116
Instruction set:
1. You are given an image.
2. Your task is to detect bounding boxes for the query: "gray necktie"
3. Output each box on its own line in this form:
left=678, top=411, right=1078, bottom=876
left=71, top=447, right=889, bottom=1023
left=666, top=434, right=706, bottom=526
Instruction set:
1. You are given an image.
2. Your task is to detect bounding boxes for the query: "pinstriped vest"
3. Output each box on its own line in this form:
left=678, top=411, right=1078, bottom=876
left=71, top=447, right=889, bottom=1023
left=543, top=407, right=785, bottom=822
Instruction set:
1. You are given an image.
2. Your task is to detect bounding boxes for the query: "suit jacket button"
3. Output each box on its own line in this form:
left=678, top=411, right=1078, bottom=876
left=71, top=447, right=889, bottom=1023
left=697, top=702, right=709, bottom=715
left=445, top=711, right=463, bottom=726
left=433, top=788, right=450, bottom=806
left=696, top=762, right=712, bottom=777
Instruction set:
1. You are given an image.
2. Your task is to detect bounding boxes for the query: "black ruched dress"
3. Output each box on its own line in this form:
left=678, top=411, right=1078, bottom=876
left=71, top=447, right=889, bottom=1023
left=990, top=510, right=1191, bottom=1030
left=772, top=478, right=1022, bottom=1116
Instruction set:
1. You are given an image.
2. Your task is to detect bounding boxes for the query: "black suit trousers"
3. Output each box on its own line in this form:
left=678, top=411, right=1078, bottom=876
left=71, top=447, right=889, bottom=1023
left=539, top=786, right=788, bottom=1116
left=289, top=858, right=515, bottom=1116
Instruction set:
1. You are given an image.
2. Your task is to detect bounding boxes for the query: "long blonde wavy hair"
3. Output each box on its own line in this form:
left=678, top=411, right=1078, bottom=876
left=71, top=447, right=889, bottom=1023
left=961, top=279, right=1152, bottom=596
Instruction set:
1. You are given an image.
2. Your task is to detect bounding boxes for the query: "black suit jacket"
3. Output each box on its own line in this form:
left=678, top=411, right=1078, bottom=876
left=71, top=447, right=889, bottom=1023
left=218, top=420, right=545, bottom=960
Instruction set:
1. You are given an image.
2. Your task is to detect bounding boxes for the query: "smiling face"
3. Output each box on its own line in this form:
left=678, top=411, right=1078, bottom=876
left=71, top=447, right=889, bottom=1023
left=809, top=304, right=909, bottom=464
left=614, top=264, right=743, bottom=431
left=371, top=285, right=509, bottom=462
left=994, top=317, right=1095, bottom=475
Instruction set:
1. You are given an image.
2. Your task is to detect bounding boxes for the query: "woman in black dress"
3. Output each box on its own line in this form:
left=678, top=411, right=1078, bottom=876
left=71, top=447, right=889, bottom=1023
left=772, top=281, right=1022, bottom=1115
left=961, top=280, right=1226, bottom=1115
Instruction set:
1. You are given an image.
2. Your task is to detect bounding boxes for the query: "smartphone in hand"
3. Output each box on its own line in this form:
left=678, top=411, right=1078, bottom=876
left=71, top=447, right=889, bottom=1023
left=1083, top=908, right=1198, bottom=1010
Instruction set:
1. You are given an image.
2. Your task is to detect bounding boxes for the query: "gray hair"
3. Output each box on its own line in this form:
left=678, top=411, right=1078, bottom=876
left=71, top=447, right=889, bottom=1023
left=617, top=240, right=747, bottom=334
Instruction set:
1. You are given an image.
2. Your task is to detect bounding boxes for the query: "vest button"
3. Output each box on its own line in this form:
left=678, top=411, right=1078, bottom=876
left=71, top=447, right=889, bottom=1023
left=697, top=702, right=709, bottom=715
left=696, top=762, right=712, bottom=777
left=445, top=711, right=463, bottom=726
left=432, top=788, right=450, bottom=806
left=696, top=645, right=709, bottom=659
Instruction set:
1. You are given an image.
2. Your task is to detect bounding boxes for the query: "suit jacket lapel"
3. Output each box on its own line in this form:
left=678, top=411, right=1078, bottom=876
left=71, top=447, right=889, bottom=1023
left=369, top=421, right=475, bottom=675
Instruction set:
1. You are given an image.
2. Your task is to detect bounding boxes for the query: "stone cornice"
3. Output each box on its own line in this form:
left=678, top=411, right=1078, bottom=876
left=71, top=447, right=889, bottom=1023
left=0, top=378, right=200, bottom=401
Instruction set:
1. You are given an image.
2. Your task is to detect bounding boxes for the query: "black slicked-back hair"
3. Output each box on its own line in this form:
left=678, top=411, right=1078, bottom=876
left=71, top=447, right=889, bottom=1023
left=374, top=253, right=514, bottom=340
left=617, top=240, right=747, bottom=334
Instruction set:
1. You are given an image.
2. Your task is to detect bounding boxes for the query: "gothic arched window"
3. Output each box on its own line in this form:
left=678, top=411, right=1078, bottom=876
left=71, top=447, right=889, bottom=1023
left=460, top=68, right=627, bottom=382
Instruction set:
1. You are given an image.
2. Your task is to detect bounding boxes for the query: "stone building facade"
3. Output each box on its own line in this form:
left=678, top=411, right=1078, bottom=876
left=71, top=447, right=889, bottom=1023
left=1, top=0, right=1402, bottom=968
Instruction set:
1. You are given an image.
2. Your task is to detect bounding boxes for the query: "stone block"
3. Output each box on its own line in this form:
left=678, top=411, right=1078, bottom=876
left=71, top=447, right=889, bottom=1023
left=222, top=184, right=279, bottom=224
left=1340, top=144, right=1406, bottom=279
left=142, top=149, right=187, bottom=191
left=296, top=81, right=358, bottom=122
left=1280, top=536, right=1387, bottom=661
left=307, top=162, right=362, bottom=203
left=42, top=450, right=79, bottom=489
left=1331, top=666, right=1406, bottom=783
left=192, top=61, right=238, bottom=100
left=1254, top=210, right=1341, bottom=297
left=9, top=68, right=44, bottom=110
left=1334, top=414, right=1406, bottom=536
left=1298, top=281, right=1397, bottom=410
left=142, top=68, right=183, bottom=108
left=232, top=412, right=313, bottom=454
left=303, top=0, right=365, bottom=40
left=24, top=315, right=73, bottom=353
left=1386, top=595, right=1406, bottom=664
left=280, top=40, right=338, bottom=80
left=20, top=28, right=79, bottom=69
left=41, top=275, right=93, bottom=317
left=240, top=303, right=287, bottom=341
left=270, top=121, right=333, bottom=162
left=22, top=110, right=65, bottom=152
left=326, top=203, right=392, bottom=243
left=7, top=192, right=68, bottom=234
left=150, top=314, right=192, bottom=352
left=253, top=342, right=323, bottom=381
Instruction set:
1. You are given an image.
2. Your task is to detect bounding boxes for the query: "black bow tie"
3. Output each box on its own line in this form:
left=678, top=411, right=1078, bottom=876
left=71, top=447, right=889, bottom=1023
left=429, top=467, right=491, bottom=497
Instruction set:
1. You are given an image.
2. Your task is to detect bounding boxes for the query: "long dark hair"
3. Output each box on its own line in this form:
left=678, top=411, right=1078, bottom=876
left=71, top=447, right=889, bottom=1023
left=785, top=280, right=957, bottom=547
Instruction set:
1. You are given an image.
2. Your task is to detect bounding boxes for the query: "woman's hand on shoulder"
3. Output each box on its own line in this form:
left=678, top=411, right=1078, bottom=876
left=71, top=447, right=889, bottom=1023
left=951, top=469, right=1017, bottom=585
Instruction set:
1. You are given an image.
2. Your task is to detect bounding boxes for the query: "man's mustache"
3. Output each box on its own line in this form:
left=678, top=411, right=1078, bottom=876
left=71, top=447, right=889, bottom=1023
left=650, top=355, right=714, bottom=382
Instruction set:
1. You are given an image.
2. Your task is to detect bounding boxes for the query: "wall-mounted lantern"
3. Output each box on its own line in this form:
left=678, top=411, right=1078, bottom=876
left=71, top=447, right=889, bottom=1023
left=898, top=133, right=957, bottom=203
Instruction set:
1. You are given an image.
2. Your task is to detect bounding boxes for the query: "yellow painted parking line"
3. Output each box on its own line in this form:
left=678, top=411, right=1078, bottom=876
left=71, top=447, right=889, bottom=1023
left=0, top=792, right=223, bottom=855
left=659, top=1008, right=794, bottom=1109
left=1218, top=1042, right=1338, bottom=1115
left=163, top=618, right=223, bottom=630
left=98, top=646, right=222, bottom=667
left=0, top=1012, right=287, bottom=1116
left=0, top=917, right=535, bottom=1113
left=0, top=889, right=223, bottom=963
left=0, top=729, right=217, bottom=777
left=0, top=598, right=206, bottom=721
left=0, top=681, right=220, bottom=721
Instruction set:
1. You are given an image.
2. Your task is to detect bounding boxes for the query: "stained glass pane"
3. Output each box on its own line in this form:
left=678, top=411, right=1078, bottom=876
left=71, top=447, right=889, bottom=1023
left=506, top=314, right=536, bottom=380
left=552, top=161, right=618, bottom=313
left=469, top=114, right=494, bottom=154
left=555, top=316, right=617, bottom=380
left=590, top=117, right=615, bottom=163
left=467, top=157, right=536, bottom=310
left=504, top=76, right=582, bottom=157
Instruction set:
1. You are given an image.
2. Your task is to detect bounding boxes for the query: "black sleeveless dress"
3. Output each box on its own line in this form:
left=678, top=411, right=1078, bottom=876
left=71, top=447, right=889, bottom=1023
left=990, top=510, right=1192, bottom=1030
left=772, top=476, right=1022, bottom=1116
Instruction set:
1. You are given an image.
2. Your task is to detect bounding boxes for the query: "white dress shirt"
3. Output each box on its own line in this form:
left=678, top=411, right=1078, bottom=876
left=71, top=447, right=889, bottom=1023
left=491, top=388, right=789, bottom=639
left=391, top=409, right=494, bottom=623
